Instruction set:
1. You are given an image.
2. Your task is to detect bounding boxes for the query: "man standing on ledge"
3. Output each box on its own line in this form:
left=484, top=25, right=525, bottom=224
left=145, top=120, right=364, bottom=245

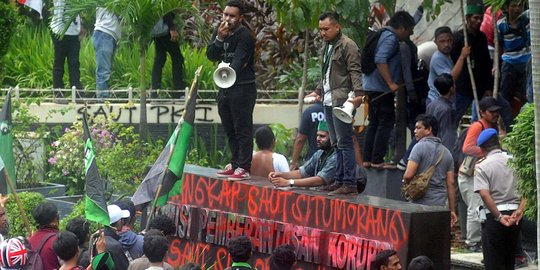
left=305, top=11, right=364, bottom=195
left=207, top=0, right=256, bottom=181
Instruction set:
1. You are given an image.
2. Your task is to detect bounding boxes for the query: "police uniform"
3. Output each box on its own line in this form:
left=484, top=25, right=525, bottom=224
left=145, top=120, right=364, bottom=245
left=474, top=130, right=522, bottom=270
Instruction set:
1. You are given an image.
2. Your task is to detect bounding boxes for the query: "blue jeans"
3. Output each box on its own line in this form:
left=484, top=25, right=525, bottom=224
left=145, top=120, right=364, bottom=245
left=455, top=93, right=477, bottom=124
left=93, top=30, right=117, bottom=99
left=324, top=105, right=355, bottom=185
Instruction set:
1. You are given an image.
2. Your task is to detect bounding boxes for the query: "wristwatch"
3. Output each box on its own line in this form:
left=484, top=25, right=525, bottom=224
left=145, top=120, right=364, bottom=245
left=289, top=179, right=295, bottom=187
left=495, top=213, right=502, bottom=222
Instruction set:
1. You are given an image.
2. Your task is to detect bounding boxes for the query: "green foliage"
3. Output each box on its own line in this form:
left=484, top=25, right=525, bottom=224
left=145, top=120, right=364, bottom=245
left=2, top=24, right=216, bottom=94
left=0, top=1, right=17, bottom=80
left=46, top=114, right=163, bottom=195
left=59, top=199, right=99, bottom=233
left=503, top=104, right=536, bottom=219
left=423, top=0, right=455, bottom=21
left=187, top=125, right=230, bottom=169
left=4, top=192, right=45, bottom=237
left=268, top=123, right=294, bottom=157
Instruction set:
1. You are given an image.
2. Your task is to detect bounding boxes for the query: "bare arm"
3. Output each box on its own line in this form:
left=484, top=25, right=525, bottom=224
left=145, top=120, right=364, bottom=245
left=446, top=171, right=457, bottom=226
left=403, top=160, right=419, bottom=183
left=451, top=46, right=470, bottom=81
left=290, top=134, right=307, bottom=170
left=269, top=175, right=325, bottom=187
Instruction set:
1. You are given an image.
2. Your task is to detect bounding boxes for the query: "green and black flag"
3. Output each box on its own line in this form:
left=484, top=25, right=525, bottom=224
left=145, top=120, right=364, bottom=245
left=132, top=66, right=201, bottom=207
left=0, top=90, right=15, bottom=194
left=83, top=113, right=109, bottom=226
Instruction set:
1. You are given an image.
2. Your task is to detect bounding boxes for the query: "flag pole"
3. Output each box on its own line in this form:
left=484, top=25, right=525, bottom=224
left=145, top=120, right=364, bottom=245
left=145, top=66, right=202, bottom=230
left=2, top=169, right=32, bottom=236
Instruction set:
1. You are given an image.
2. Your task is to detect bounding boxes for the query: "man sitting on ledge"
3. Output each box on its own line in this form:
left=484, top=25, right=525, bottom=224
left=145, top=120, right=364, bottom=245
left=268, top=120, right=336, bottom=188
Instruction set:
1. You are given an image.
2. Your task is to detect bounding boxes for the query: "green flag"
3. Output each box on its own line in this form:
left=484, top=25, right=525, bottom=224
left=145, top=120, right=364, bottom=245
left=82, top=114, right=109, bottom=226
left=132, top=68, right=200, bottom=207
left=0, top=91, right=15, bottom=194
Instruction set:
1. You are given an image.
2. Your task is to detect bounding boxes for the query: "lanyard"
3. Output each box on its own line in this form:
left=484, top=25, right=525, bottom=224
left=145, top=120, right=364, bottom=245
left=322, top=44, right=334, bottom=76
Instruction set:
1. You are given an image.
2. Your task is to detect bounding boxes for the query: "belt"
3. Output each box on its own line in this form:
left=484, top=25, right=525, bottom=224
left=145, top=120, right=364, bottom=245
left=485, top=203, right=519, bottom=213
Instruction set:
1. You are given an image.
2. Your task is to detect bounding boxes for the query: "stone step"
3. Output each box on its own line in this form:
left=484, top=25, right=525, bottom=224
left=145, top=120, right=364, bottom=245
left=451, top=252, right=537, bottom=270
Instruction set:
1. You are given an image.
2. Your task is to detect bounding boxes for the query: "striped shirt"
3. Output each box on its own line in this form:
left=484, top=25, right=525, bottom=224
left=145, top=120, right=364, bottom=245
left=497, top=10, right=531, bottom=64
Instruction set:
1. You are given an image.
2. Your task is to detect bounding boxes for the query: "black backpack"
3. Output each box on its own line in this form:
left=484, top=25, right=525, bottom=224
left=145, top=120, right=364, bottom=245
left=361, top=29, right=397, bottom=74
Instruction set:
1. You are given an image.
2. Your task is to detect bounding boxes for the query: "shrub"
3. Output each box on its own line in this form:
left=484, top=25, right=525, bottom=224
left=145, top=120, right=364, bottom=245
left=503, top=104, right=535, bottom=219
left=47, top=114, right=163, bottom=196
left=0, top=1, right=17, bottom=82
left=4, top=192, right=45, bottom=237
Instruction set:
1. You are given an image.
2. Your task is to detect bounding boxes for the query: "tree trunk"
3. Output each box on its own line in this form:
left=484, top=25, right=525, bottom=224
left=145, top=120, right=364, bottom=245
left=492, top=8, right=500, bottom=97
left=299, top=31, right=309, bottom=123
left=139, top=42, right=148, bottom=140
left=529, top=0, right=540, bottom=260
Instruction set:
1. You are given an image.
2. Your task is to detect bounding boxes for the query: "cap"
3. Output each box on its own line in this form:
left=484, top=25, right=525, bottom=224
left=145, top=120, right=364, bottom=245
left=479, top=97, right=501, bottom=112
left=317, top=120, right=328, bottom=132
left=107, top=205, right=130, bottom=224
left=0, top=237, right=28, bottom=269
left=466, top=4, right=484, bottom=15
left=477, top=128, right=498, bottom=146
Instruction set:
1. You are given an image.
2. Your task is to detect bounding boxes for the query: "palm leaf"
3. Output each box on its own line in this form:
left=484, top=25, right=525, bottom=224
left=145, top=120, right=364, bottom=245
left=484, top=0, right=507, bottom=10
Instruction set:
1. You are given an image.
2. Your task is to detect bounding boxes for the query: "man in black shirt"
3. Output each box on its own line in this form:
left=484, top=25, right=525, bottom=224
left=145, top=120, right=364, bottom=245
left=207, top=0, right=256, bottom=181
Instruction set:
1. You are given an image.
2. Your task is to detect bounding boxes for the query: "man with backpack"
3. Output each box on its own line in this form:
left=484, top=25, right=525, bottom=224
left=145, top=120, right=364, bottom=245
left=28, top=202, right=60, bottom=270
left=362, top=11, right=415, bottom=169
left=458, top=97, right=501, bottom=252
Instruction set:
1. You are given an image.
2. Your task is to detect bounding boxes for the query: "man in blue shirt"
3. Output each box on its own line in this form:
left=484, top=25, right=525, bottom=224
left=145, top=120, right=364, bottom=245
left=362, top=11, right=415, bottom=169
left=269, top=120, right=336, bottom=188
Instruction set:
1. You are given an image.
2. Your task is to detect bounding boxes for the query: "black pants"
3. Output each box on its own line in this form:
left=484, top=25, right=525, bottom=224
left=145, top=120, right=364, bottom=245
left=363, top=91, right=395, bottom=164
left=52, top=34, right=82, bottom=90
left=217, top=83, right=257, bottom=170
left=482, top=211, right=521, bottom=270
left=151, top=34, right=185, bottom=98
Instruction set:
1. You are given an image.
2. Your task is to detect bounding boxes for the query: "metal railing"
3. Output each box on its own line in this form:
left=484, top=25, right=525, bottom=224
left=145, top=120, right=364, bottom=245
left=0, top=87, right=303, bottom=104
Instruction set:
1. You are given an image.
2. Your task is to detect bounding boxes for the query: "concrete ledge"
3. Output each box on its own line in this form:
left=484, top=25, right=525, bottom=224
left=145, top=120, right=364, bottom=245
left=451, top=252, right=537, bottom=270
left=363, top=168, right=406, bottom=201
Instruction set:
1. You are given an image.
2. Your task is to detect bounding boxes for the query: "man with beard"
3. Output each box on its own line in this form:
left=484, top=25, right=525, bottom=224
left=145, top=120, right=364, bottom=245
left=0, top=204, right=8, bottom=241
left=268, top=120, right=336, bottom=188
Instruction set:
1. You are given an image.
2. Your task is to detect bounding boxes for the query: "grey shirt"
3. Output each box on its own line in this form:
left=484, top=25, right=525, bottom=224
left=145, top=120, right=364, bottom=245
left=474, top=149, right=521, bottom=205
left=408, top=136, right=454, bottom=206
left=426, top=96, right=457, bottom=150
left=299, top=149, right=336, bottom=185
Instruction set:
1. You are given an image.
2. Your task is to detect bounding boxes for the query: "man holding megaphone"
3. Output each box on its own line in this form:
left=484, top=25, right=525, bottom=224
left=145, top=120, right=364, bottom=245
left=207, top=0, right=256, bottom=181
left=305, top=11, right=364, bottom=195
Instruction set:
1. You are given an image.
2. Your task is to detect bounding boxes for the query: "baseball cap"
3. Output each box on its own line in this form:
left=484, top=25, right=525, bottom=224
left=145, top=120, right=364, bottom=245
left=107, top=205, right=130, bottom=224
left=479, top=97, right=501, bottom=112
left=477, top=128, right=498, bottom=146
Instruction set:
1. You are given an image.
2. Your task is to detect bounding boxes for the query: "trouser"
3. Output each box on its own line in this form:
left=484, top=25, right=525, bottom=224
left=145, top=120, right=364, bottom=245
left=500, top=61, right=528, bottom=105
left=52, top=34, right=82, bottom=90
left=482, top=211, right=521, bottom=270
left=363, top=91, right=395, bottom=164
left=458, top=173, right=482, bottom=245
left=217, top=83, right=257, bottom=171
left=93, top=30, right=117, bottom=99
left=151, top=34, right=186, bottom=98
left=324, top=105, right=355, bottom=185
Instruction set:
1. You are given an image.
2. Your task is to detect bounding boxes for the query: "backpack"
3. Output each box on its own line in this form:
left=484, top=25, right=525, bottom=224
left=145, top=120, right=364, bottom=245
left=23, top=233, right=56, bottom=270
left=361, top=29, right=397, bottom=74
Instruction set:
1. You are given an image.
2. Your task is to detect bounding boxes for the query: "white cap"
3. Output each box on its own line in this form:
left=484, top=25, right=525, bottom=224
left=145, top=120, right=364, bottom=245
left=107, top=204, right=130, bottom=224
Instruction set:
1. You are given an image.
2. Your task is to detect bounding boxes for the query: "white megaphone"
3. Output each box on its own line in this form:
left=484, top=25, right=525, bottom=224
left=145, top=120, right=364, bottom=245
left=213, top=61, right=236, bottom=88
left=333, top=101, right=355, bottom=124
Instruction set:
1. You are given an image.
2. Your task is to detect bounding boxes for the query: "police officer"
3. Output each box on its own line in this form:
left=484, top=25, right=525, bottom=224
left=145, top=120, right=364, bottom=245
left=474, top=128, right=526, bottom=269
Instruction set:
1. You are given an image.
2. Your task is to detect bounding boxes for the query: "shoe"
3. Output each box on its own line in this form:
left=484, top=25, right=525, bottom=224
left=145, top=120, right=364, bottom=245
left=362, top=162, right=372, bottom=168
left=228, top=168, right=251, bottom=181
left=216, top=167, right=235, bottom=178
left=328, top=185, right=358, bottom=196
left=467, top=243, right=482, bottom=253
left=320, top=182, right=342, bottom=192
left=357, top=181, right=366, bottom=194
left=515, top=255, right=528, bottom=269
left=397, top=160, right=407, bottom=171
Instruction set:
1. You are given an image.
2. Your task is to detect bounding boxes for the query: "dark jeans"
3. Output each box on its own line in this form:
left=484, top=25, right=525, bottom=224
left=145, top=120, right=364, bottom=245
left=482, top=211, right=521, bottom=270
left=151, top=34, right=186, bottom=98
left=363, top=91, right=395, bottom=164
left=52, top=34, right=82, bottom=91
left=217, top=83, right=257, bottom=171
left=324, top=105, right=355, bottom=185
left=500, top=61, right=528, bottom=104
